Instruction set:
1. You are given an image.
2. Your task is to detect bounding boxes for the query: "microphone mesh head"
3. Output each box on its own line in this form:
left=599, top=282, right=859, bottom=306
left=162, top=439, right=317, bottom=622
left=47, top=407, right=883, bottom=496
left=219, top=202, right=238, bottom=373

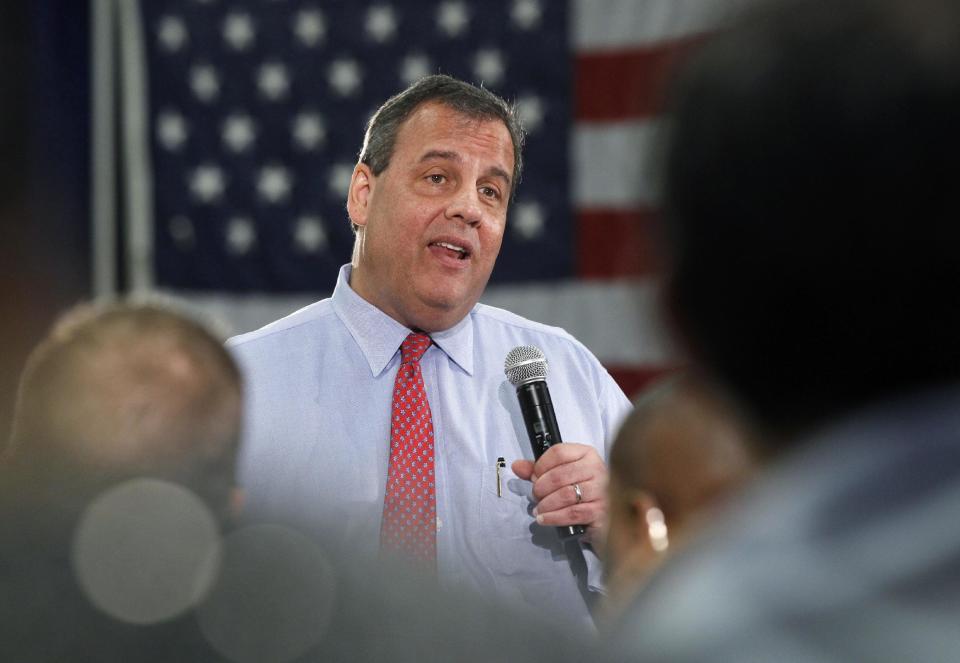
left=504, top=346, right=548, bottom=386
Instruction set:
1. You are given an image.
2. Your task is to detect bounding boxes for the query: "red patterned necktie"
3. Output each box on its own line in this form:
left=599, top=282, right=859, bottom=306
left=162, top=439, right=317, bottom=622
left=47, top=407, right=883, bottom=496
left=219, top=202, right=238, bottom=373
left=380, top=332, right=436, bottom=566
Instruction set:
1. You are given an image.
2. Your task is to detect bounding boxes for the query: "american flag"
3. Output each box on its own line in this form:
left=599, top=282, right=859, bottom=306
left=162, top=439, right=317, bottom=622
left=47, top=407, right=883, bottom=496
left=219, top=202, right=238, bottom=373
left=116, top=0, right=742, bottom=396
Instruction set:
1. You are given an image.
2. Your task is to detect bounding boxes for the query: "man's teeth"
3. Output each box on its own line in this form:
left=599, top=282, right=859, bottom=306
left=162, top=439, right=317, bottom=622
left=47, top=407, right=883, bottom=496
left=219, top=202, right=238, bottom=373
left=433, top=241, right=467, bottom=255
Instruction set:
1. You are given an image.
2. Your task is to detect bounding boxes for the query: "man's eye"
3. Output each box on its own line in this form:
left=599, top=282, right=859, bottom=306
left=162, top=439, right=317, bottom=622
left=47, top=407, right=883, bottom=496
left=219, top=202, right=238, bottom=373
left=428, top=174, right=446, bottom=184
left=480, top=186, right=501, bottom=200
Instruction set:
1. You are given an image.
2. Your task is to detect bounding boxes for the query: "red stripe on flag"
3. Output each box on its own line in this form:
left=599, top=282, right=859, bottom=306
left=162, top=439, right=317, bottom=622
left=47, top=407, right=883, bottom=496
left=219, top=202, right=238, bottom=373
left=575, top=35, right=705, bottom=122
left=606, top=365, right=678, bottom=399
left=577, top=208, right=663, bottom=279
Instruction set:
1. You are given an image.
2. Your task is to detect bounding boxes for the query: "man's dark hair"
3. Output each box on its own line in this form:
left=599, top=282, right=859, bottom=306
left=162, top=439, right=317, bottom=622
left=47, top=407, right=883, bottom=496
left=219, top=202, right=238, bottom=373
left=359, top=74, right=525, bottom=199
left=660, top=0, right=960, bottom=436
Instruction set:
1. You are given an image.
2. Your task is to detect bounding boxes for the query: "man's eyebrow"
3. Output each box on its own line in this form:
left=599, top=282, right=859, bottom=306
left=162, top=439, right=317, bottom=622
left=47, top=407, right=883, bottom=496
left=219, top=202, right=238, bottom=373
left=418, top=150, right=512, bottom=186
left=419, top=149, right=460, bottom=163
left=484, top=165, right=512, bottom=186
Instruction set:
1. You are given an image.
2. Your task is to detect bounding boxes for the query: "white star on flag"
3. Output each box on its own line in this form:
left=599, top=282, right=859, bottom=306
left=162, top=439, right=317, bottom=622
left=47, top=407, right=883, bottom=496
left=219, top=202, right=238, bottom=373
left=223, top=12, right=256, bottom=51
left=511, top=201, right=546, bottom=240
left=291, top=112, right=326, bottom=151
left=156, top=110, right=188, bottom=151
left=365, top=5, right=398, bottom=43
left=293, top=216, right=328, bottom=253
left=511, top=0, right=543, bottom=30
left=516, top=94, right=545, bottom=134
left=225, top=217, right=256, bottom=255
left=188, top=164, right=226, bottom=203
left=257, top=164, right=293, bottom=204
left=400, top=53, right=432, bottom=86
left=293, top=8, right=326, bottom=47
left=157, top=15, right=188, bottom=52
left=190, top=64, right=220, bottom=103
left=327, top=162, right=355, bottom=198
left=472, top=49, right=506, bottom=86
left=257, top=62, right=290, bottom=101
left=168, top=216, right=195, bottom=250
left=222, top=113, right=257, bottom=153
left=436, top=1, right=470, bottom=37
left=328, top=58, right=363, bottom=97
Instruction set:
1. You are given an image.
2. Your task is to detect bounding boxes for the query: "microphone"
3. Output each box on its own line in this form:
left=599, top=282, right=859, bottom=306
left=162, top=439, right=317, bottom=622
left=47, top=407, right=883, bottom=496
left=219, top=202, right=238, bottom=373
left=504, top=346, right=586, bottom=539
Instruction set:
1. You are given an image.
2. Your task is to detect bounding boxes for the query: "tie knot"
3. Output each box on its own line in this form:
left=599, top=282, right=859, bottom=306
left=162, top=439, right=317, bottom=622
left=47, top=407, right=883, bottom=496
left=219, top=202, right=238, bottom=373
left=400, top=332, right=431, bottom=364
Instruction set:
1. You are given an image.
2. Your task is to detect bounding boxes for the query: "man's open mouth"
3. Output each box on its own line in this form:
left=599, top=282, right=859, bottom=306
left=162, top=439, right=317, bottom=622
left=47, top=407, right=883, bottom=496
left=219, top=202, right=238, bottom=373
left=430, top=241, right=470, bottom=260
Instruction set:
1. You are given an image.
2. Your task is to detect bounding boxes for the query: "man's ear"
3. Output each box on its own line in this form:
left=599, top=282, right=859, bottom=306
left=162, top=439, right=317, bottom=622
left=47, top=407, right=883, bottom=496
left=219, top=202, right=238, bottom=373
left=347, top=163, right=375, bottom=229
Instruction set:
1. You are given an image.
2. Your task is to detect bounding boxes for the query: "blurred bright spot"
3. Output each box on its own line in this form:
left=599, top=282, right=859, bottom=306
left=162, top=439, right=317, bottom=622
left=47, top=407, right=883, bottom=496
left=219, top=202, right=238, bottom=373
left=197, top=523, right=337, bottom=663
left=71, top=478, right=222, bottom=625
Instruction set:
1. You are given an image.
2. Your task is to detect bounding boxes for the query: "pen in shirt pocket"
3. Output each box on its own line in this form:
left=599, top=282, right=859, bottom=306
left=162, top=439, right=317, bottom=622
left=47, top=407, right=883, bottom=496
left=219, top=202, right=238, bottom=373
left=496, top=456, right=506, bottom=497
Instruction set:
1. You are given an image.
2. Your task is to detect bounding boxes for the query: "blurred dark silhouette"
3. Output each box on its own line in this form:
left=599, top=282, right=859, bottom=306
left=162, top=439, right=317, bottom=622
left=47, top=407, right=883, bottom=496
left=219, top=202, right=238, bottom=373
left=661, top=0, right=960, bottom=435
left=615, top=0, right=960, bottom=661
left=1, top=2, right=89, bottom=443
left=1, top=3, right=39, bottom=442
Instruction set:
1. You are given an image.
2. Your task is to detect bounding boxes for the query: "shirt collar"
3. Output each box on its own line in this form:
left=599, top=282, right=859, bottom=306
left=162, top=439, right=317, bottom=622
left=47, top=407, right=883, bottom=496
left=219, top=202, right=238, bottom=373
left=331, top=264, right=475, bottom=377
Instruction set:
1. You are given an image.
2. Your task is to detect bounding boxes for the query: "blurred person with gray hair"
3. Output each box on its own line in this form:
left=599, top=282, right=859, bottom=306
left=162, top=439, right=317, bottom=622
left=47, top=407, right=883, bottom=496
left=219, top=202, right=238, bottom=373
left=5, top=301, right=242, bottom=510
left=613, top=0, right=960, bottom=661
left=1, top=301, right=243, bottom=661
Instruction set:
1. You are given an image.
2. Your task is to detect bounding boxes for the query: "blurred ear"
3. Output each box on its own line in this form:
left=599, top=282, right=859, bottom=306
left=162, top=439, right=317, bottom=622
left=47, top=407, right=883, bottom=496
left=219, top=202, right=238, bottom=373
left=602, top=489, right=669, bottom=612
left=346, top=163, right=375, bottom=229
left=633, top=491, right=670, bottom=553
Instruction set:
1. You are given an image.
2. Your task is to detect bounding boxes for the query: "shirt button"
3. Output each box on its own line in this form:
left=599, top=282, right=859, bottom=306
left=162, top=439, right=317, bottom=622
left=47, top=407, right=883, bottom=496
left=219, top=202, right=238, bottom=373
left=436, top=517, right=443, bottom=531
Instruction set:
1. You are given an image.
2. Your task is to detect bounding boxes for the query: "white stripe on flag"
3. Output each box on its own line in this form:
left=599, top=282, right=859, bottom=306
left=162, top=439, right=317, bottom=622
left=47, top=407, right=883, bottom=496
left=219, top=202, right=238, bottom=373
left=573, top=0, right=746, bottom=51
left=573, top=120, right=664, bottom=209
left=481, top=279, right=676, bottom=366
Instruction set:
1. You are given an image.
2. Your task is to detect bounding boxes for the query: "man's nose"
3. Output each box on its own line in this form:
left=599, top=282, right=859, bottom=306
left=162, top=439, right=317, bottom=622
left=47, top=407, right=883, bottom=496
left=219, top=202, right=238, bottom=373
left=444, top=186, right=483, bottom=227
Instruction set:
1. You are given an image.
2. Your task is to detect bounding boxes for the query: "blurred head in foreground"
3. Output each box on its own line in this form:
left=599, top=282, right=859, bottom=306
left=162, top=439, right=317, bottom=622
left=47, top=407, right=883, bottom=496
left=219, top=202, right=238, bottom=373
left=609, top=1, right=960, bottom=660
left=602, top=375, right=754, bottom=620
left=5, top=301, right=242, bottom=516
left=661, top=0, right=960, bottom=439
left=0, top=301, right=243, bottom=658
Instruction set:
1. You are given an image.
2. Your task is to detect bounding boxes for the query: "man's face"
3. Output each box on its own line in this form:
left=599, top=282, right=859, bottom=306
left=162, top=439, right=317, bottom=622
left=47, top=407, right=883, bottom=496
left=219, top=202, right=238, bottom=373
left=347, top=102, right=514, bottom=332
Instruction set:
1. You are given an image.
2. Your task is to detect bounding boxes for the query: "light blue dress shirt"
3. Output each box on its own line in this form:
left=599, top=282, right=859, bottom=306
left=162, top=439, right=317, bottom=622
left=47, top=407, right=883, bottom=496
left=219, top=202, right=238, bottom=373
left=227, top=265, right=632, bottom=628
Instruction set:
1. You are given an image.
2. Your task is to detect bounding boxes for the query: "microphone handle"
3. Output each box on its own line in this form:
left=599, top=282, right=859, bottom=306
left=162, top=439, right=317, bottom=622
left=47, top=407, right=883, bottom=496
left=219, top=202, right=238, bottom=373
left=515, top=379, right=586, bottom=539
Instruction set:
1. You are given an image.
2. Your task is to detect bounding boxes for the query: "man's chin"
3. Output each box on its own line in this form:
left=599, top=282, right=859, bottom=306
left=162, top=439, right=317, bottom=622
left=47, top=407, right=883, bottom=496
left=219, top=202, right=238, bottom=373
left=409, top=293, right=476, bottom=332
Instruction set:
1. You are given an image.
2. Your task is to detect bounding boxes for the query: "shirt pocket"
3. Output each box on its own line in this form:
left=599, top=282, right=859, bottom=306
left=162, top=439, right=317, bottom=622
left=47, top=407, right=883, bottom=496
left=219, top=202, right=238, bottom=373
left=477, top=460, right=560, bottom=576
left=479, top=461, right=536, bottom=541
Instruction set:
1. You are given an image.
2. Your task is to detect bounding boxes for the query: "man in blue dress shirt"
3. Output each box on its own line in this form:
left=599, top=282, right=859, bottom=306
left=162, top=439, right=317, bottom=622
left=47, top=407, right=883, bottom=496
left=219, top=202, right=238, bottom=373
left=228, top=75, right=632, bottom=628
